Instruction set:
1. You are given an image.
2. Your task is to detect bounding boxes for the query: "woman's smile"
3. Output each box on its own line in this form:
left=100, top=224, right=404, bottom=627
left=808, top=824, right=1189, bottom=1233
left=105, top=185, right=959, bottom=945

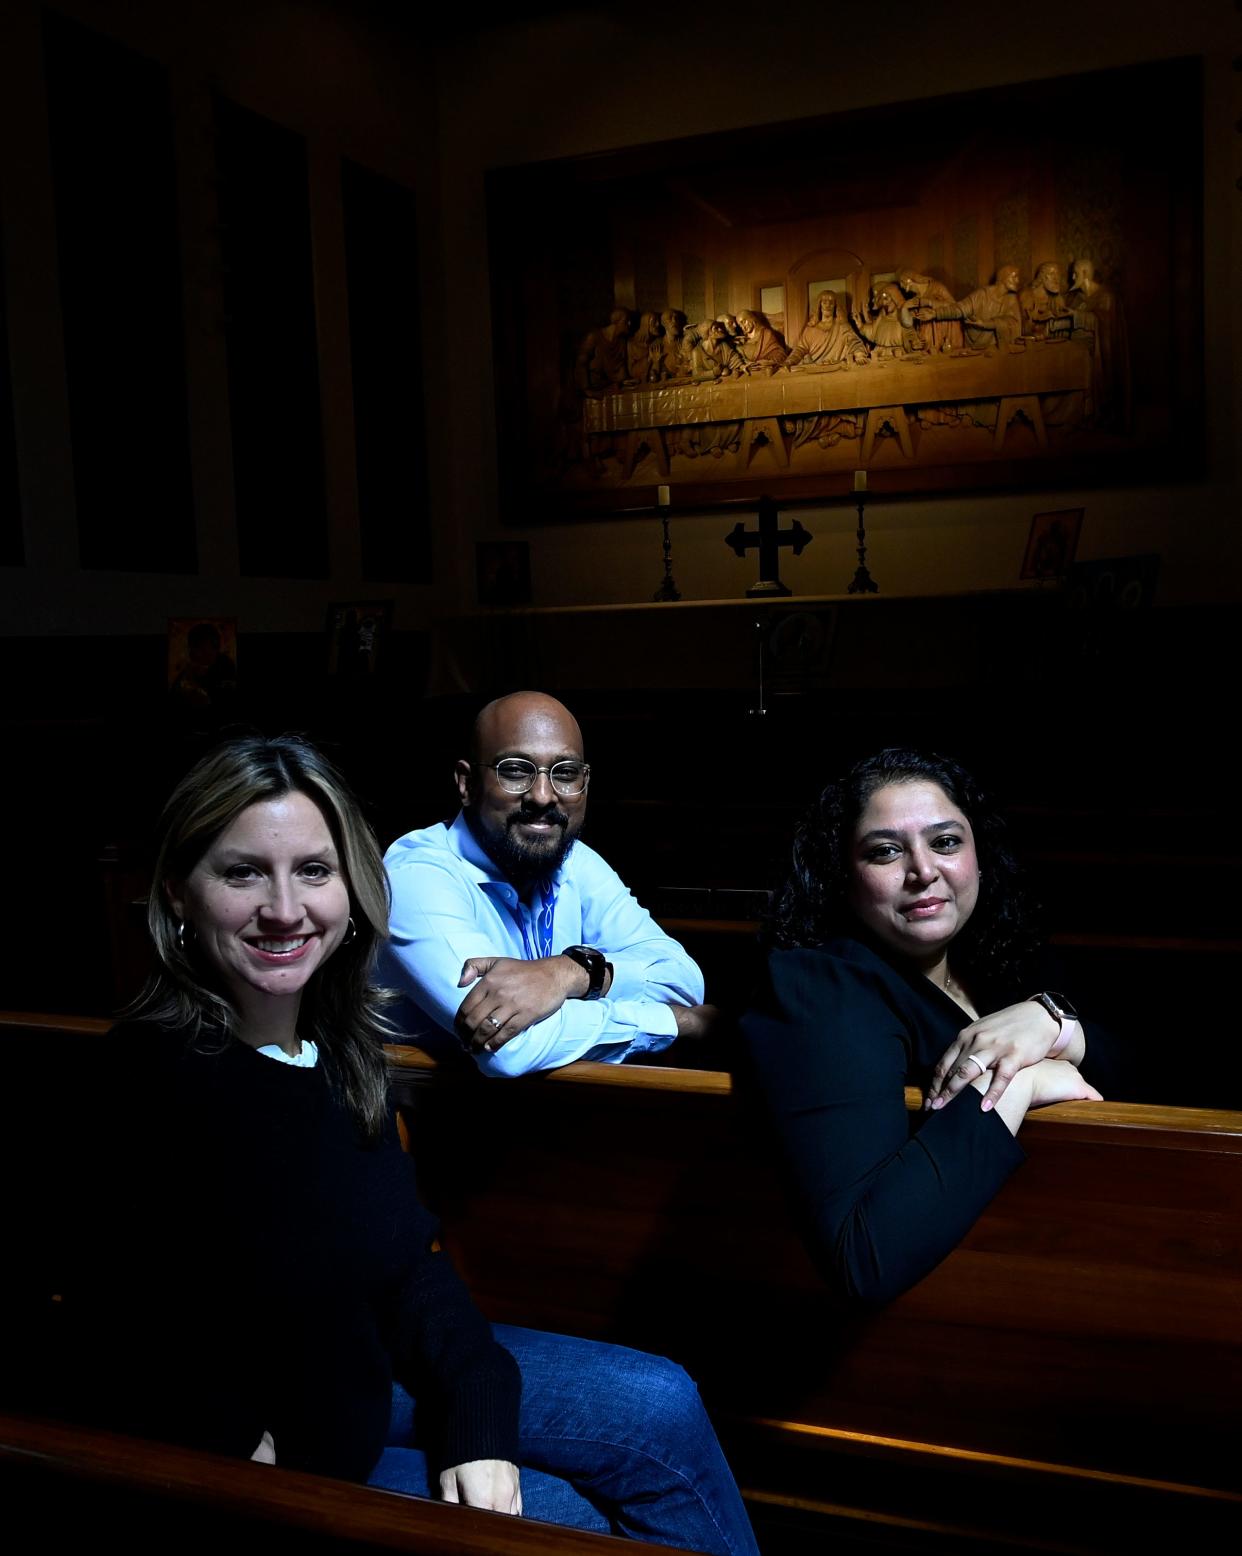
left=846, top=781, right=980, bottom=968
left=169, top=792, right=350, bottom=1015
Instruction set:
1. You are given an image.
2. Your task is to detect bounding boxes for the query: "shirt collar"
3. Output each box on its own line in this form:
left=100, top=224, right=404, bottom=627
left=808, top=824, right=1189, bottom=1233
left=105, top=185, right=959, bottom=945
left=447, top=809, right=572, bottom=904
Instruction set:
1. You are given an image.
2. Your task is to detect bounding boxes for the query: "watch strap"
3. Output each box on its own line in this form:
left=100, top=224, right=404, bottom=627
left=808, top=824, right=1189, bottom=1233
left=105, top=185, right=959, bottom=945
left=1028, top=991, right=1080, bottom=1056
left=562, top=944, right=607, bottom=1000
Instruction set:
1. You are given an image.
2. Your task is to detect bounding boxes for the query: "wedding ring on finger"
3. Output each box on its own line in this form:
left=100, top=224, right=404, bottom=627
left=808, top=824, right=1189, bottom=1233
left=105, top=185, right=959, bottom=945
left=486, top=1015, right=502, bottom=1029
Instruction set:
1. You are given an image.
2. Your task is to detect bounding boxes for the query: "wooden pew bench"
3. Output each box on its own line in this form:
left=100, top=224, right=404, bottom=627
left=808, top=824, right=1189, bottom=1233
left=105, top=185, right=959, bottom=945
left=7, top=1013, right=1241, bottom=1552
left=0, top=1013, right=682, bottom=1556
left=0, top=1411, right=687, bottom=1555
left=388, top=1046, right=1242, bottom=1553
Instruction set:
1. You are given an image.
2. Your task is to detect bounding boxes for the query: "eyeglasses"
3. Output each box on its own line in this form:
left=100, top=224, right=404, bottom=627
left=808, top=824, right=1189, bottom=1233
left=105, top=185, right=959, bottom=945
left=484, top=759, right=591, bottom=797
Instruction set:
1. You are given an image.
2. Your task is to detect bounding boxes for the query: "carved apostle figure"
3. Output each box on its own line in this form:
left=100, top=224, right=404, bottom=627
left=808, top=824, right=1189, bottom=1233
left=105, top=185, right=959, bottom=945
left=574, top=308, right=632, bottom=395
left=736, top=308, right=789, bottom=373
left=683, top=319, right=746, bottom=379
left=716, top=313, right=745, bottom=351
left=1020, top=262, right=1073, bottom=340
left=916, top=265, right=1023, bottom=351
left=1066, top=258, right=1131, bottom=432
left=651, top=309, right=687, bottom=380
left=785, top=289, right=870, bottom=370
left=898, top=269, right=963, bottom=351
left=626, top=311, right=663, bottom=384
left=853, top=280, right=924, bottom=358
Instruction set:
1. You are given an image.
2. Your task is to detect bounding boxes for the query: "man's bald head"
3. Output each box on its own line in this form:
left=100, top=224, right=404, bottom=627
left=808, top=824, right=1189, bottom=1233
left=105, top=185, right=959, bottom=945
left=469, top=692, right=584, bottom=768
left=458, top=692, right=588, bottom=888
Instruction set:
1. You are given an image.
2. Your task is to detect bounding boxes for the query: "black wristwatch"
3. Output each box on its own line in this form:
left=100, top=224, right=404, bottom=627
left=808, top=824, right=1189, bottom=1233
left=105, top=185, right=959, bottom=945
left=562, top=944, right=609, bottom=1000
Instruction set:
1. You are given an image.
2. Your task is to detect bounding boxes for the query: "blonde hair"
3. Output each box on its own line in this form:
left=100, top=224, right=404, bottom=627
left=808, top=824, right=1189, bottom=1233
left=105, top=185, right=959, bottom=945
left=136, top=735, right=393, bottom=1135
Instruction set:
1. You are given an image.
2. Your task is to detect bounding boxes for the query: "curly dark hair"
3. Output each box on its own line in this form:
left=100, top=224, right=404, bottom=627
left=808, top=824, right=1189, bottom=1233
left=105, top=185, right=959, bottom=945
left=765, top=747, right=1041, bottom=991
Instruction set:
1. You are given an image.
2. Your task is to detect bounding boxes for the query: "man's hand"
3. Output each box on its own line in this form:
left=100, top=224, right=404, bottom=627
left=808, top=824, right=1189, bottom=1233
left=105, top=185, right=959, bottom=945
left=439, top=1458, right=522, bottom=1515
left=671, top=1003, right=726, bottom=1043
left=456, top=955, right=588, bottom=1053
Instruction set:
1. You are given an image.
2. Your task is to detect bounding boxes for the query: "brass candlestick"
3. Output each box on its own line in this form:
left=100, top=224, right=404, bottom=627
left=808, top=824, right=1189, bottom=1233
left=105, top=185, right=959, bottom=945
left=653, top=485, right=681, bottom=602
left=847, top=471, right=879, bottom=594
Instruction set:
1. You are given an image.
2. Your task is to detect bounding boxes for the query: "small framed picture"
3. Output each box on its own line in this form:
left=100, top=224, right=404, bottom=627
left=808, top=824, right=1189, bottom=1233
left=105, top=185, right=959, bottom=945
left=476, top=540, right=532, bottom=607
left=1021, top=509, right=1084, bottom=582
left=326, top=600, right=394, bottom=676
left=167, top=617, right=238, bottom=711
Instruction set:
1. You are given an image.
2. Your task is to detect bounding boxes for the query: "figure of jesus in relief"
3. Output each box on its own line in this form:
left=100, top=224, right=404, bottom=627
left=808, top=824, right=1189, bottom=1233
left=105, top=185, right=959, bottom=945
left=784, top=290, right=870, bottom=370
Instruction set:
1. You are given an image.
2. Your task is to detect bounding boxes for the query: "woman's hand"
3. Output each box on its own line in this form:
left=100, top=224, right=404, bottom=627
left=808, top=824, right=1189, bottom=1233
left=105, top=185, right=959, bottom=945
left=1026, top=1057, right=1103, bottom=1109
left=983, top=1058, right=1102, bottom=1137
left=439, top=1459, right=523, bottom=1516
left=927, top=1000, right=1084, bottom=1113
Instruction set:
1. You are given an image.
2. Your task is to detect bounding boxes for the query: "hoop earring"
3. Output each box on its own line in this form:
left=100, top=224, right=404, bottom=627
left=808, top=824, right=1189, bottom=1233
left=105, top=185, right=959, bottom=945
left=342, top=917, right=358, bottom=945
left=176, top=920, right=193, bottom=951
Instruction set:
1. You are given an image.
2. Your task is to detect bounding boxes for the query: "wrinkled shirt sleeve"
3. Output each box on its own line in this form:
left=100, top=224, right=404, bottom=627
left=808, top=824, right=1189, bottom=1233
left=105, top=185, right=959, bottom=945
left=383, top=833, right=703, bottom=1077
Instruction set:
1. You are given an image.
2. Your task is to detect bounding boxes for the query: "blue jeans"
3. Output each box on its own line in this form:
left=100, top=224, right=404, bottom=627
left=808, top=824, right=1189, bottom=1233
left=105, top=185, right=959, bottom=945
left=368, top=1325, right=759, bottom=1555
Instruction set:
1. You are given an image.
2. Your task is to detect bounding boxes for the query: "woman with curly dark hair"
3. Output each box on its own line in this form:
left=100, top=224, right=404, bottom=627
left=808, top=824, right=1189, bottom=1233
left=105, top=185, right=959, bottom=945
left=743, top=748, right=1122, bottom=1306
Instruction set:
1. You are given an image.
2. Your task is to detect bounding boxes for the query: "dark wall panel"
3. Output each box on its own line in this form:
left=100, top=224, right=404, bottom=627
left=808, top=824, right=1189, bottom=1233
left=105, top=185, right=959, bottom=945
left=342, top=160, right=430, bottom=584
left=42, top=10, right=195, bottom=573
left=0, top=212, right=20, bottom=565
left=214, top=95, right=327, bottom=579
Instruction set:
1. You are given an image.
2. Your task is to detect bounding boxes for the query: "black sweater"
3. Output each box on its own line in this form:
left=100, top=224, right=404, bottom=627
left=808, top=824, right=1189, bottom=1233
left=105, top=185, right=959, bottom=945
left=52, top=1021, right=520, bottom=1481
left=741, top=939, right=1122, bottom=1307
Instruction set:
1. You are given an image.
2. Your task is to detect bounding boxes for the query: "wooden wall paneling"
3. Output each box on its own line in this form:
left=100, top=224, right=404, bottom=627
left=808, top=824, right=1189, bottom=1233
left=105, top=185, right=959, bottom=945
left=213, top=95, right=327, bottom=579
left=0, top=208, right=20, bottom=565
left=42, top=10, right=195, bottom=574
left=341, top=160, right=430, bottom=585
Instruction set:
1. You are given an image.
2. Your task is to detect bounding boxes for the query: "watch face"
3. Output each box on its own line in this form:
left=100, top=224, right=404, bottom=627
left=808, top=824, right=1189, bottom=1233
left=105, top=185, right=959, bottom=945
left=565, top=945, right=606, bottom=994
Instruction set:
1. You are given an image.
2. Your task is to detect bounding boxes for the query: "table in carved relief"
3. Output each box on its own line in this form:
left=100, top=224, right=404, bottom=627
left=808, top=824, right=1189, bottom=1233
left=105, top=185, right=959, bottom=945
left=582, top=342, right=1093, bottom=475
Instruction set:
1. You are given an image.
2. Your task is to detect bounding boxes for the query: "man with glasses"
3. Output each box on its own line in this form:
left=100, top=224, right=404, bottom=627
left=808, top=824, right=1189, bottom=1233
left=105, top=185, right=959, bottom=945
left=381, top=691, right=712, bottom=1075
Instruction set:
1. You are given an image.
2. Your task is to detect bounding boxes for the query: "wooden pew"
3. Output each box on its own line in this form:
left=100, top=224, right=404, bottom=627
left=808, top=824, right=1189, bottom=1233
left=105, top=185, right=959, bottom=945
left=0, top=1012, right=687, bottom=1556
left=7, top=1013, right=1242, bottom=1551
left=387, top=1046, right=1242, bottom=1552
left=0, top=1412, right=686, bottom=1555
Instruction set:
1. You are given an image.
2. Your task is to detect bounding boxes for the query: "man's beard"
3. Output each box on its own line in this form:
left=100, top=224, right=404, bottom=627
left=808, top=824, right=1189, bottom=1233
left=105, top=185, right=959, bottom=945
left=470, top=804, right=577, bottom=889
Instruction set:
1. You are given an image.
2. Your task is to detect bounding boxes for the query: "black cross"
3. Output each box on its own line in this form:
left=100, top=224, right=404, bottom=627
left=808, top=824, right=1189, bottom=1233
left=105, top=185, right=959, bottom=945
left=724, top=496, right=813, bottom=598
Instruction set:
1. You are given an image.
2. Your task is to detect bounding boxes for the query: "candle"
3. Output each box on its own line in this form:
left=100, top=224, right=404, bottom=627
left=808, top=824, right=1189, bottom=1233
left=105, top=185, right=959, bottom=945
left=657, top=484, right=671, bottom=507
left=853, top=470, right=867, bottom=493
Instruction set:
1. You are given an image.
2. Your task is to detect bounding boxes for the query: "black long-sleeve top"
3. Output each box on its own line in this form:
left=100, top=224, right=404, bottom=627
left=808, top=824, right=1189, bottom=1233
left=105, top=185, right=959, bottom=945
left=741, top=939, right=1121, bottom=1307
left=49, top=1021, right=520, bottom=1481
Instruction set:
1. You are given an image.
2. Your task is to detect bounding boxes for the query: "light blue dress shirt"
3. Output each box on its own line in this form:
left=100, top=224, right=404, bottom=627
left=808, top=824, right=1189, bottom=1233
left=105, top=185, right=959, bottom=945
left=381, top=812, right=704, bottom=1076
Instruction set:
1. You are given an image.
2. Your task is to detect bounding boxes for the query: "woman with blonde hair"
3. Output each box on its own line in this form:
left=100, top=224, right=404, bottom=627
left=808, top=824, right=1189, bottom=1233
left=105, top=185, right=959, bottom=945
left=51, top=734, right=758, bottom=1554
